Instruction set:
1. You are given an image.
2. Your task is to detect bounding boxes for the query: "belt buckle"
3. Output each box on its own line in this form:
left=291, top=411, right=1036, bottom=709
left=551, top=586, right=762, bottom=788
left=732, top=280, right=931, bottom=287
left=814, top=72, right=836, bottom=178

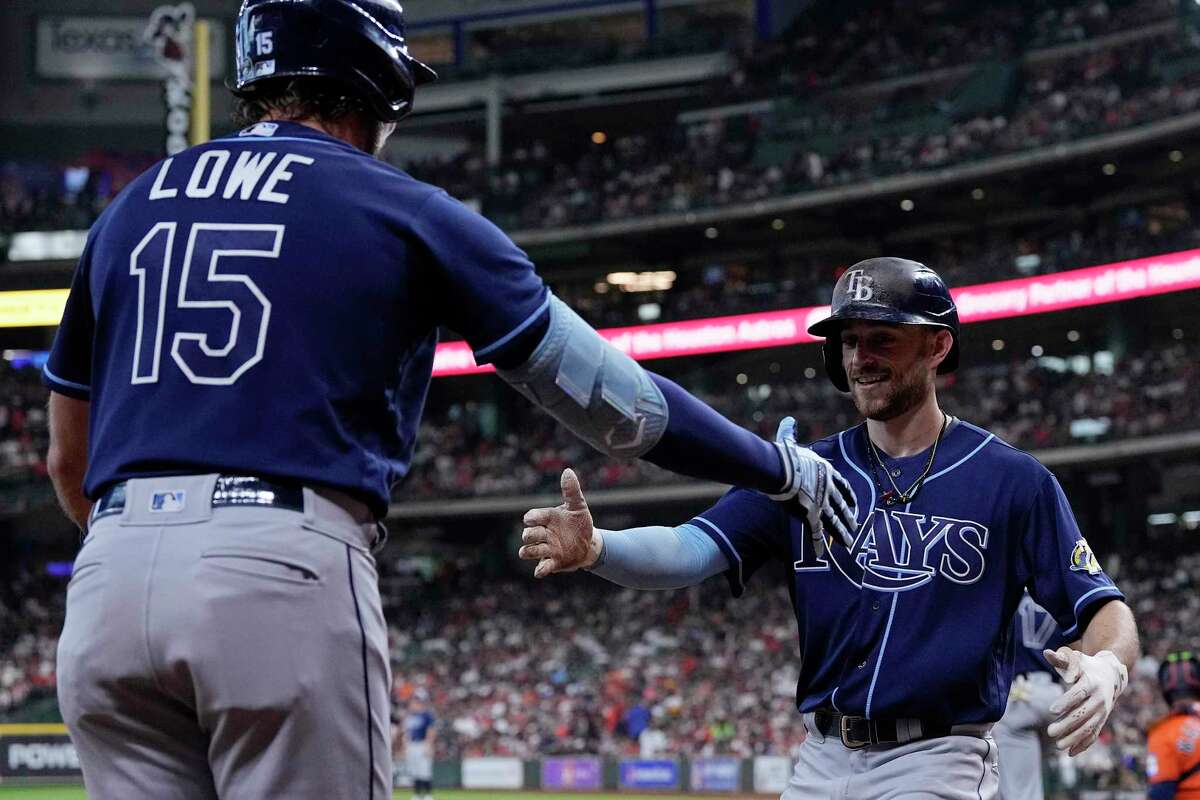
left=839, top=715, right=871, bottom=750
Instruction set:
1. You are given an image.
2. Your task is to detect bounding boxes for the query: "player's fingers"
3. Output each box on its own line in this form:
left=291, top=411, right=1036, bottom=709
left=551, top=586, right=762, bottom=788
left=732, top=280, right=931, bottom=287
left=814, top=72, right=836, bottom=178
left=827, top=478, right=857, bottom=546
left=560, top=468, right=588, bottom=512
left=1048, top=681, right=1088, bottom=716
left=533, top=558, right=560, bottom=579
left=1044, top=647, right=1079, bottom=682
left=521, top=526, right=549, bottom=545
left=518, top=543, right=551, bottom=561
left=1066, top=722, right=1103, bottom=757
left=810, top=519, right=828, bottom=558
left=1042, top=648, right=1069, bottom=669
left=1048, top=690, right=1100, bottom=741
left=775, top=416, right=797, bottom=444
left=1058, top=712, right=1102, bottom=754
left=1046, top=708, right=1084, bottom=741
left=820, top=510, right=848, bottom=552
left=523, top=507, right=555, bottom=526
left=832, top=471, right=858, bottom=517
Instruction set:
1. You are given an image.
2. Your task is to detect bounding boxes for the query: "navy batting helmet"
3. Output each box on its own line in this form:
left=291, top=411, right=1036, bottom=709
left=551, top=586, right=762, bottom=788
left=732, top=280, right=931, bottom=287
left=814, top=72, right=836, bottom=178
left=1159, top=651, right=1200, bottom=704
left=232, top=0, right=438, bottom=122
left=806, top=257, right=960, bottom=392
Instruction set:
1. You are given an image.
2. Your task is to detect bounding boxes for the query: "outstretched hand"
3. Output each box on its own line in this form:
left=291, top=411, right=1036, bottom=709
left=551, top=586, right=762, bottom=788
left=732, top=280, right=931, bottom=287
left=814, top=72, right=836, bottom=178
left=768, top=416, right=859, bottom=555
left=519, top=468, right=599, bottom=578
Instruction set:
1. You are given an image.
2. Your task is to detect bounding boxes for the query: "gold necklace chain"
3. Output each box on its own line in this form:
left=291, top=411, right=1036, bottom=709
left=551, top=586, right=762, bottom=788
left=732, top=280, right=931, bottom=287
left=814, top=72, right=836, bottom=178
left=865, top=413, right=949, bottom=506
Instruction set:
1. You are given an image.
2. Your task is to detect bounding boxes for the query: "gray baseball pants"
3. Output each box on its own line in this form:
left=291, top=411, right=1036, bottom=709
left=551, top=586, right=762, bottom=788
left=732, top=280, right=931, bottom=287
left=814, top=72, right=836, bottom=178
left=56, top=474, right=391, bottom=799
left=992, top=673, right=1063, bottom=800
left=782, top=713, right=1000, bottom=800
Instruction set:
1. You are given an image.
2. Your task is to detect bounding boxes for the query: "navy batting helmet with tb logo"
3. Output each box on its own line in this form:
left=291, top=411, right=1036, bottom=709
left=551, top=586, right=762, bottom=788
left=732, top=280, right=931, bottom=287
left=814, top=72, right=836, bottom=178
left=807, top=257, right=961, bottom=392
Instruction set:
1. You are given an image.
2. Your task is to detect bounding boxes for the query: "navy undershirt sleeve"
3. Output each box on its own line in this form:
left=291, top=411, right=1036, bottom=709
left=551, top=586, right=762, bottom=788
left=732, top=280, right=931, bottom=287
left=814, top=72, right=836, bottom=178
left=644, top=373, right=786, bottom=496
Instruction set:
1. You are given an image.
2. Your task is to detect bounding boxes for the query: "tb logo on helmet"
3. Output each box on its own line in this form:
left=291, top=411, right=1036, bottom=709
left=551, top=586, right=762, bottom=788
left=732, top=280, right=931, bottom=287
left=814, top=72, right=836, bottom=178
left=844, top=269, right=874, bottom=302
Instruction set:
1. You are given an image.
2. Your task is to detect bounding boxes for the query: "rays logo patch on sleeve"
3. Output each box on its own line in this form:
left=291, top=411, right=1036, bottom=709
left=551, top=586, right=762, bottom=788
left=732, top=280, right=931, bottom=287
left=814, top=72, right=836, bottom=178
left=1069, top=538, right=1101, bottom=575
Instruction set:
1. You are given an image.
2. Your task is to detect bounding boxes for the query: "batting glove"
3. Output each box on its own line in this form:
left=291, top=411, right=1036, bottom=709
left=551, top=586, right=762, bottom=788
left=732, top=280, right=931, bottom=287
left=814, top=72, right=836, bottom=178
left=768, top=417, right=859, bottom=555
left=1044, top=647, right=1128, bottom=756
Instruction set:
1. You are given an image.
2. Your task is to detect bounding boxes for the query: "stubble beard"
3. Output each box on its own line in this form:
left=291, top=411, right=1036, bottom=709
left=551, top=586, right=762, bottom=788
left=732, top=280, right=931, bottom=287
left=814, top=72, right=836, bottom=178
left=851, top=367, right=934, bottom=421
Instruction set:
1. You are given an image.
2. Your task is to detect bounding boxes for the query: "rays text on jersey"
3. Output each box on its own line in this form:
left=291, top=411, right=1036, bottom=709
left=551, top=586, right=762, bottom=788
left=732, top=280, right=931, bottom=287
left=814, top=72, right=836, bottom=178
left=148, top=150, right=316, bottom=204
left=793, top=507, right=990, bottom=592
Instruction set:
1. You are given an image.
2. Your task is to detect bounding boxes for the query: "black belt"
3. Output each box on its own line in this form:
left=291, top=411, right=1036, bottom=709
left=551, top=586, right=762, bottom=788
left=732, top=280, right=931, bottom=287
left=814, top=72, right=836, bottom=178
left=92, top=475, right=305, bottom=524
left=813, top=710, right=968, bottom=750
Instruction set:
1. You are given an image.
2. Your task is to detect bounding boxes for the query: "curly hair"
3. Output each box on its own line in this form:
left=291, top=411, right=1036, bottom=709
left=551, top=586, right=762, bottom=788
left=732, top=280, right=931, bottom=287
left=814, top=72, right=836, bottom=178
left=231, top=77, right=374, bottom=128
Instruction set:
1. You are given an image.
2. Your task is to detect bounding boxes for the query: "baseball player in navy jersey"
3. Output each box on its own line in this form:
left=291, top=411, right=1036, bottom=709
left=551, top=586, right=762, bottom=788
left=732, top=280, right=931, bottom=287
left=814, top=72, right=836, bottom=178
left=520, top=257, right=1140, bottom=799
left=992, top=593, right=1068, bottom=800
left=400, top=693, right=436, bottom=800
left=42, top=2, right=857, bottom=797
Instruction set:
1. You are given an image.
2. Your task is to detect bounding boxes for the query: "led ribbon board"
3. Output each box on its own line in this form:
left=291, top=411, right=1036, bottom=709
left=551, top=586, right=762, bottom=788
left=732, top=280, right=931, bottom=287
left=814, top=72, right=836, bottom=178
left=5, top=249, right=1200, bottom=363
left=433, top=248, right=1200, bottom=376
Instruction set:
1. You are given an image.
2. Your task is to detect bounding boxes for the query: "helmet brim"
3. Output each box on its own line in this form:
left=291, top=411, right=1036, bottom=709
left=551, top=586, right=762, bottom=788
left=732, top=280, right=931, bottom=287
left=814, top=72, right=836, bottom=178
left=408, top=57, right=438, bottom=85
left=807, top=305, right=957, bottom=339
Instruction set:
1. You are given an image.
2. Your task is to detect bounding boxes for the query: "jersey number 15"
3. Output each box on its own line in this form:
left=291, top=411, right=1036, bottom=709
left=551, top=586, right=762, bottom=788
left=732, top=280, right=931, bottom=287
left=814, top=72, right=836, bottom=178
left=129, top=221, right=282, bottom=386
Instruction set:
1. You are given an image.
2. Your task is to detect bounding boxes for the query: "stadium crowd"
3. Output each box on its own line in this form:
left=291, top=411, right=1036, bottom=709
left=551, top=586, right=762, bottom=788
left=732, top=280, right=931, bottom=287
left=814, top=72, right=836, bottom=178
left=0, top=566, right=61, bottom=717
left=5, top=544, right=1190, bottom=793
left=424, top=29, right=1199, bottom=231
left=0, top=0, right=1190, bottom=241
left=720, top=0, right=1174, bottom=99
left=0, top=361, right=51, bottom=517
left=402, top=338, right=1200, bottom=501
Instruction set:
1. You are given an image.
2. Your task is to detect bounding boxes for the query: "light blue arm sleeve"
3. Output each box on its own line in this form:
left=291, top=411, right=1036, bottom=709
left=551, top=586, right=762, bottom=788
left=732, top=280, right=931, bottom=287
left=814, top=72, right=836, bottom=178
left=587, top=523, right=729, bottom=590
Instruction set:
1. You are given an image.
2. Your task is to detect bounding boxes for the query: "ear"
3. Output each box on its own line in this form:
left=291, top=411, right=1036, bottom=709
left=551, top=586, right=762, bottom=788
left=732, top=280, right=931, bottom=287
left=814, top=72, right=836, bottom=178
left=927, top=329, right=954, bottom=371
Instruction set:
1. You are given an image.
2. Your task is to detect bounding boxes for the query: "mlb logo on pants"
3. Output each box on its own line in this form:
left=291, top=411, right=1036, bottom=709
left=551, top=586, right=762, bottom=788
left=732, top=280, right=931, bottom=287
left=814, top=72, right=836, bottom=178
left=150, top=491, right=186, bottom=512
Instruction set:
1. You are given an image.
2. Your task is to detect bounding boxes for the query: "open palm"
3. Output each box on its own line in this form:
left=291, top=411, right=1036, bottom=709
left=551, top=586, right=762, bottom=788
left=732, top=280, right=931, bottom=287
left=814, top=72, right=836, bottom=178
left=519, top=468, right=596, bottom=578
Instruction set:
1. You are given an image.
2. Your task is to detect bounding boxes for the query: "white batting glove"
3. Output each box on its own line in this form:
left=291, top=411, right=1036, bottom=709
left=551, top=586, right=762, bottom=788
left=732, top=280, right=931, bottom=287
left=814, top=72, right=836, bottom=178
left=768, top=417, right=859, bottom=555
left=1043, top=647, right=1128, bottom=756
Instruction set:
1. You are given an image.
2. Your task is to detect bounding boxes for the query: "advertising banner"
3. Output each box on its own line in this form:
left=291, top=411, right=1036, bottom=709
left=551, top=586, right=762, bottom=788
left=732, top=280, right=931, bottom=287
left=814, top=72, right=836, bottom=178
left=35, top=15, right=225, bottom=80
left=541, top=757, right=602, bottom=790
left=753, top=755, right=792, bottom=793
left=690, top=756, right=741, bottom=792
left=1, top=735, right=81, bottom=779
left=618, top=759, right=679, bottom=790
left=461, top=756, right=523, bottom=789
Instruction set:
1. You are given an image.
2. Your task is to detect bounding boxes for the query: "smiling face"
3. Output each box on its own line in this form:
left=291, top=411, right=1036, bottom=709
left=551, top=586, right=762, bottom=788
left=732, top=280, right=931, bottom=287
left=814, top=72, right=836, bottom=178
left=840, top=320, right=952, bottom=420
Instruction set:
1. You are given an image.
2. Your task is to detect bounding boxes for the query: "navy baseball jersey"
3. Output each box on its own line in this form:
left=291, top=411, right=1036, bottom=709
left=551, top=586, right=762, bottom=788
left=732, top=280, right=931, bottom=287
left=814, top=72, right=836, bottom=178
left=689, top=419, right=1123, bottom=726
left=1010, top=593, right=1068, bottom=679
left=405, top=710, right=435, bottom=742
left=43, top=121, right=548, bottom=517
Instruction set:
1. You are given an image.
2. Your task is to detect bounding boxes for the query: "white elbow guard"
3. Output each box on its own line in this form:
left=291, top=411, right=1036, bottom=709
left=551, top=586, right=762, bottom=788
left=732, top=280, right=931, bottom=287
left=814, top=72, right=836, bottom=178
left=496, top=296, right=668, bottom=459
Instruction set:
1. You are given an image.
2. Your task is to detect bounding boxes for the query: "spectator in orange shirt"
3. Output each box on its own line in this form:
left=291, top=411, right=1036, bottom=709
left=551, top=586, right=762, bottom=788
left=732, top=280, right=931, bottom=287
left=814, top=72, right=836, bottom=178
left=1147, top=651, right=1200, bottom=799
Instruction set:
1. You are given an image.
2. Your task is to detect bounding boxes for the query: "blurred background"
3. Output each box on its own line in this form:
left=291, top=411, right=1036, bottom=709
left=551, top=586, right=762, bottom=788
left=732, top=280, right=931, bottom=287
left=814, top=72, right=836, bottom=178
left=2, top=0, right=1200, bottom=796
